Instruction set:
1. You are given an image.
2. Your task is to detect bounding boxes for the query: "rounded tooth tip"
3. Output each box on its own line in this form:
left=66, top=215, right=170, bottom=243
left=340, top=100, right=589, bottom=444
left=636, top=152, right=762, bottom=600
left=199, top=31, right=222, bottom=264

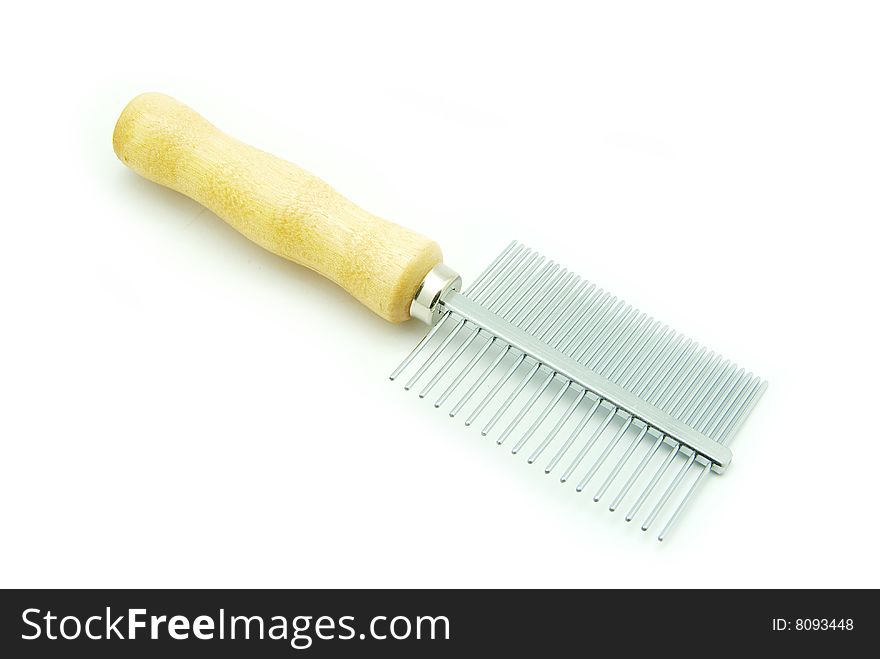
left=640, top=525, right=649, bottom=532
left=592, top=496, right=601, bottom=503
left=434, top=403, right=441, bottom=409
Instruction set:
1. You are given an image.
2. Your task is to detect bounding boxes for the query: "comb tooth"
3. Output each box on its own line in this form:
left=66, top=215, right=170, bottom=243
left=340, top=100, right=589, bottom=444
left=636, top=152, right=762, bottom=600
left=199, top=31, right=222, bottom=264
left=404, top=319, right=466, bottom=390
left=449, top=260, right=560, bottom=416
left=609, top=433, right=666, bottom=512
left=582, top=305, right=635, bottom=368
left=718, top=378, right=766, bottom=446
left=516, top=265, right=566, bottom=329
left=543, top=397, right=602, bottom=474
left=625, top=442, right=681, bottom=522
left=474, top=270, right=570, bottom=436
left=673, top=355, right=725, bottom=419
left=545, top=281, right=594, bottom=346
left=420, top=251, right=540, bottom=398
left=598, top=312, right=648, bottom=377
left=391, top=241, right=523, bottom=382
left=556, top=287, right=607, bottom=352
left=494, top=370, right=555, bottom=444
left=435, top=335, right=494, bottom=408
left=657, top=461, right=712, bottom=541
left=606, top=317, right=656, bottom=382
left=526, top=389, right=587, bottom=463
left=575, top=415, right=634, bottom=492
left=645, top=340, right=697, bottom=404
left=558, top=291, right=614, bottom=355
left=659, top=347, right=710, bottom=413
left=691, top=366, right=742, bottom=432
left=633, top=334, right=686, bottom=399
left=489, top=276, right=587, bottom=441
left=622, top=327, right=674, bottom=392
left=471, top=269, right=574, bottom=429
left=389, top=312, right=452, bottom=381
left=572, top=299, right=625, bottom=363
left=594, top=424, right=648, bottom=502
left=492, top=253, right=544, bottom=315
left=701, top=370, right=750, bottom=439
left=641, top=451, right=697, bottom=531
left=468, top=243, right=528, bottom=300
left=511, top=379, right=569, bottom=454
left=611, top=319, right=661, bottom=383
left=558, top=406, right=616, bottom=483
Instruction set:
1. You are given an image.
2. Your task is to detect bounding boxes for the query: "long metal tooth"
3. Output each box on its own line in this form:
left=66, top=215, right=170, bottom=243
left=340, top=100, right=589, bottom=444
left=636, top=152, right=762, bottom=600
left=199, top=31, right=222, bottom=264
left=495, top=370, right=556, bottom=444
left=701, top=371, right=751, bottom=439
left=559, top=406, right=617, bottom=482
left=719, top=378, right=767, bottom=446
left=644, top=340, right=697, bottom=405
left=389, top=312, right=451, bottom=381
left=461, top=240, right=521, bottom=297
left=480, top=361, right=539, bottom=433
left=674, top=356, right=726, bottom=419
left=435, top=334, right=494, bottom=408
left=544, top=281, right=594, bottom=346
left=662, top=349, right=713, bottom=414
left=423, top=250, right=541, bottom=399
left=692, top=366, right=743, bottom=434
left=641, top=451, right=696, bottom=531
left=631, top=334, right=686, bottom=400
left=544, top=397, right=602, bottom=474
left=621, top=326, right=674, bottom=391
left=558, top=292, right=615, bottom=355
left=609, top=432, right=665, bottom=512
left=515, top=265, right=566, bottom=329
left=492, top=254, right=544, bottom=316
left=465, top=351, right=523, bottom=425
left=594, top=424, right=648, bottom=502
left=572, top=299, right=625, bottom=363
left=658, top=461, right=711, bottom=541
left=513, top=379, right=570, bottom=454
left=527, top=389, right=586, bottom=463
left=404, top=318, right=466, bottom=390
left=598, top=312, right=648, bottom=377
left=625, top=443, right=680, bottom=522
left=471, top=267, right=577, bottom=428
left=687, top=362, right=737, bottom=429
left=610, top=319, right=662, bottom=384
left=470, top=247, right=532, bottom=304
left=419, top=326, right=481, bottom=398
left=581, top=305, right=634, bottom=368
left=450, top=345, right=509, bottom=417
left=576, top=415, right=633, bottom=492
left=555, top=287, right=605, bottom=352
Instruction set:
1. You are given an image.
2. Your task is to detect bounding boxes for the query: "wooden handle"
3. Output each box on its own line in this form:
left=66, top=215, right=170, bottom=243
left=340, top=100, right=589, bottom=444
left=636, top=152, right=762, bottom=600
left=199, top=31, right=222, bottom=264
left=113, top=92, right=442, bottom=322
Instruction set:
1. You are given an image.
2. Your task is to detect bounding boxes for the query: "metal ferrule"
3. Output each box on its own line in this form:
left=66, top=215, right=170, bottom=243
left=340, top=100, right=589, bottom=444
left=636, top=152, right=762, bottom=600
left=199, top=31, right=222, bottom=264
left=410, top=263, right=461, bottom=325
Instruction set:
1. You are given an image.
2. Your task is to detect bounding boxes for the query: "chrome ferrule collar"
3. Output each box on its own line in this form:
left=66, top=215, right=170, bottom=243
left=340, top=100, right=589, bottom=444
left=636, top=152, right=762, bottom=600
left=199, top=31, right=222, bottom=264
left=410, top=263, right=462, bottom=325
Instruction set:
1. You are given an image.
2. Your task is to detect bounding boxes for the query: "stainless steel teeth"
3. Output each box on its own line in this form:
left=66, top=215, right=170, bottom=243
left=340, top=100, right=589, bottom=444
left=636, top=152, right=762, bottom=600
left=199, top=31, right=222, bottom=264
left=391, top=241, right=766, bottom=541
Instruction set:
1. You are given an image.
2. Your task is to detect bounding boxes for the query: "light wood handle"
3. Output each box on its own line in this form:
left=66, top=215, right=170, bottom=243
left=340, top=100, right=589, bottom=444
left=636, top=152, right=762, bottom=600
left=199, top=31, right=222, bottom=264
left=113, top=92, right=442, bottom=322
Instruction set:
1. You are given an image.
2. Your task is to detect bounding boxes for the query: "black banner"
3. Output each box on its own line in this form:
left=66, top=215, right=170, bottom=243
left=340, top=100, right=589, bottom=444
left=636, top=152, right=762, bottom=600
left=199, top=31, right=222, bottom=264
left=0, top=589, right=870, bottom=656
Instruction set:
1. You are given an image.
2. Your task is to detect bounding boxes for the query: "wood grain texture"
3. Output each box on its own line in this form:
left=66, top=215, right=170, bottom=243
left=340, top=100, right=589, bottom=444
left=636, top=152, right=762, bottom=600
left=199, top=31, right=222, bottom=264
left=113, top=92, right=442, bottom=322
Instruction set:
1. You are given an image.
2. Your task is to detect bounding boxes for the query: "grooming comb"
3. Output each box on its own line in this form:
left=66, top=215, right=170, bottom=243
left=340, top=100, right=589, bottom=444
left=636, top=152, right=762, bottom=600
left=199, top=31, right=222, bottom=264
left=114, top=93, right=765, bottom=541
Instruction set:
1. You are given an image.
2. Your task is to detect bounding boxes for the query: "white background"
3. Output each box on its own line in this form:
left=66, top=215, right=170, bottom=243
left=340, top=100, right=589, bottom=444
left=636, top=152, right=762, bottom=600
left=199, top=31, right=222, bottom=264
left=2, top=1, right=878, bottom=588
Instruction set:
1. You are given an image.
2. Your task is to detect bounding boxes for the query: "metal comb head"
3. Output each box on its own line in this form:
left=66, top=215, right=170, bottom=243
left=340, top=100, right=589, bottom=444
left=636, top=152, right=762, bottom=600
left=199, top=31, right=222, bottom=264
left=391, top=241, right=766, bottom=541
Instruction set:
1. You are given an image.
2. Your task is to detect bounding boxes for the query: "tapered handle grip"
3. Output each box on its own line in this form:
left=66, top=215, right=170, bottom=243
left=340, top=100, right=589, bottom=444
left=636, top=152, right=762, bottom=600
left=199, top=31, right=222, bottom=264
left=113, top=92, right=442, bottom=322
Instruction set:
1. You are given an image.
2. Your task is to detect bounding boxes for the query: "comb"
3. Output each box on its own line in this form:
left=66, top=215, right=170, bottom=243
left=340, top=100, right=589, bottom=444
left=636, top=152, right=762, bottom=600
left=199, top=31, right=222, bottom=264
left=114, top=93, right=765, bottom=542
left=391, top=241, right=765, bottom=540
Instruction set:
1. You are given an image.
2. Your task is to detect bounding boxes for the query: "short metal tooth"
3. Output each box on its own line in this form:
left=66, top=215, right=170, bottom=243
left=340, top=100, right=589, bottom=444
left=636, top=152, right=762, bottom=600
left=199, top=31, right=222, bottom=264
left=464, top=351, right=523, bottom=425
left=597, top=312, right=648, bottom=377
left=609, top=319, right=662, bottom=384
left=389, top=312, right=451, bottom=381
left=594, top=424, right=648, bottom=502
left=404, top=318, right=466, bottom=390
left=527, top=389, right=587, bottom=464
left=450, top=345, right=509, bottom=417
left=691, top=366, right=742, bottom=434
left=512, top=379, right=570, bottom=454
left=641, top=451, right=697, bottom=532
left=558, top=292, right=614, bottom=355
left=495, top=370, right=555, bottom=444
left=654, top=345, right=705, bottom=410
left=479, top=361, right=538, bottom=433
left=644, top=339, right=697, bottom=405
left=582, top=305, right=635, bottom=369
left=621, top=326, right=674, bottom=392
left=555, top=287, right=605, bottom=352
left=461, top=240, right=521, bottom=297
left=492, top=253, right=544, bottom=315
left=662, top=349, right=713, bottom=415
left=609, top=432, right=665, bottom=512
left=573, top=299, right=625, bottom=363
left=576, top=415, right=633, bottom=492
left=559, top=406, right=617, bottom=483
left=435, top=334, right=494, bottom=408
left=419, top=325, right=480, bottom=398
left=674, top=355, right=726, bottom=420
left=700, top=370, right=750, bottom=440
left=544, top=281, right=593, bottom=346
left=515, top=265, right=566, bottom=329
left=658, top=461, right=711, bottom=541
left=625, top=443, right=680, bottom=522
left=470, top=246, right=532, bottom=304
left=631, top=333, right=686, bottom=400
left=718, top=378, right=766, bottom=447
left=543, top=397, right=602, bottom=474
